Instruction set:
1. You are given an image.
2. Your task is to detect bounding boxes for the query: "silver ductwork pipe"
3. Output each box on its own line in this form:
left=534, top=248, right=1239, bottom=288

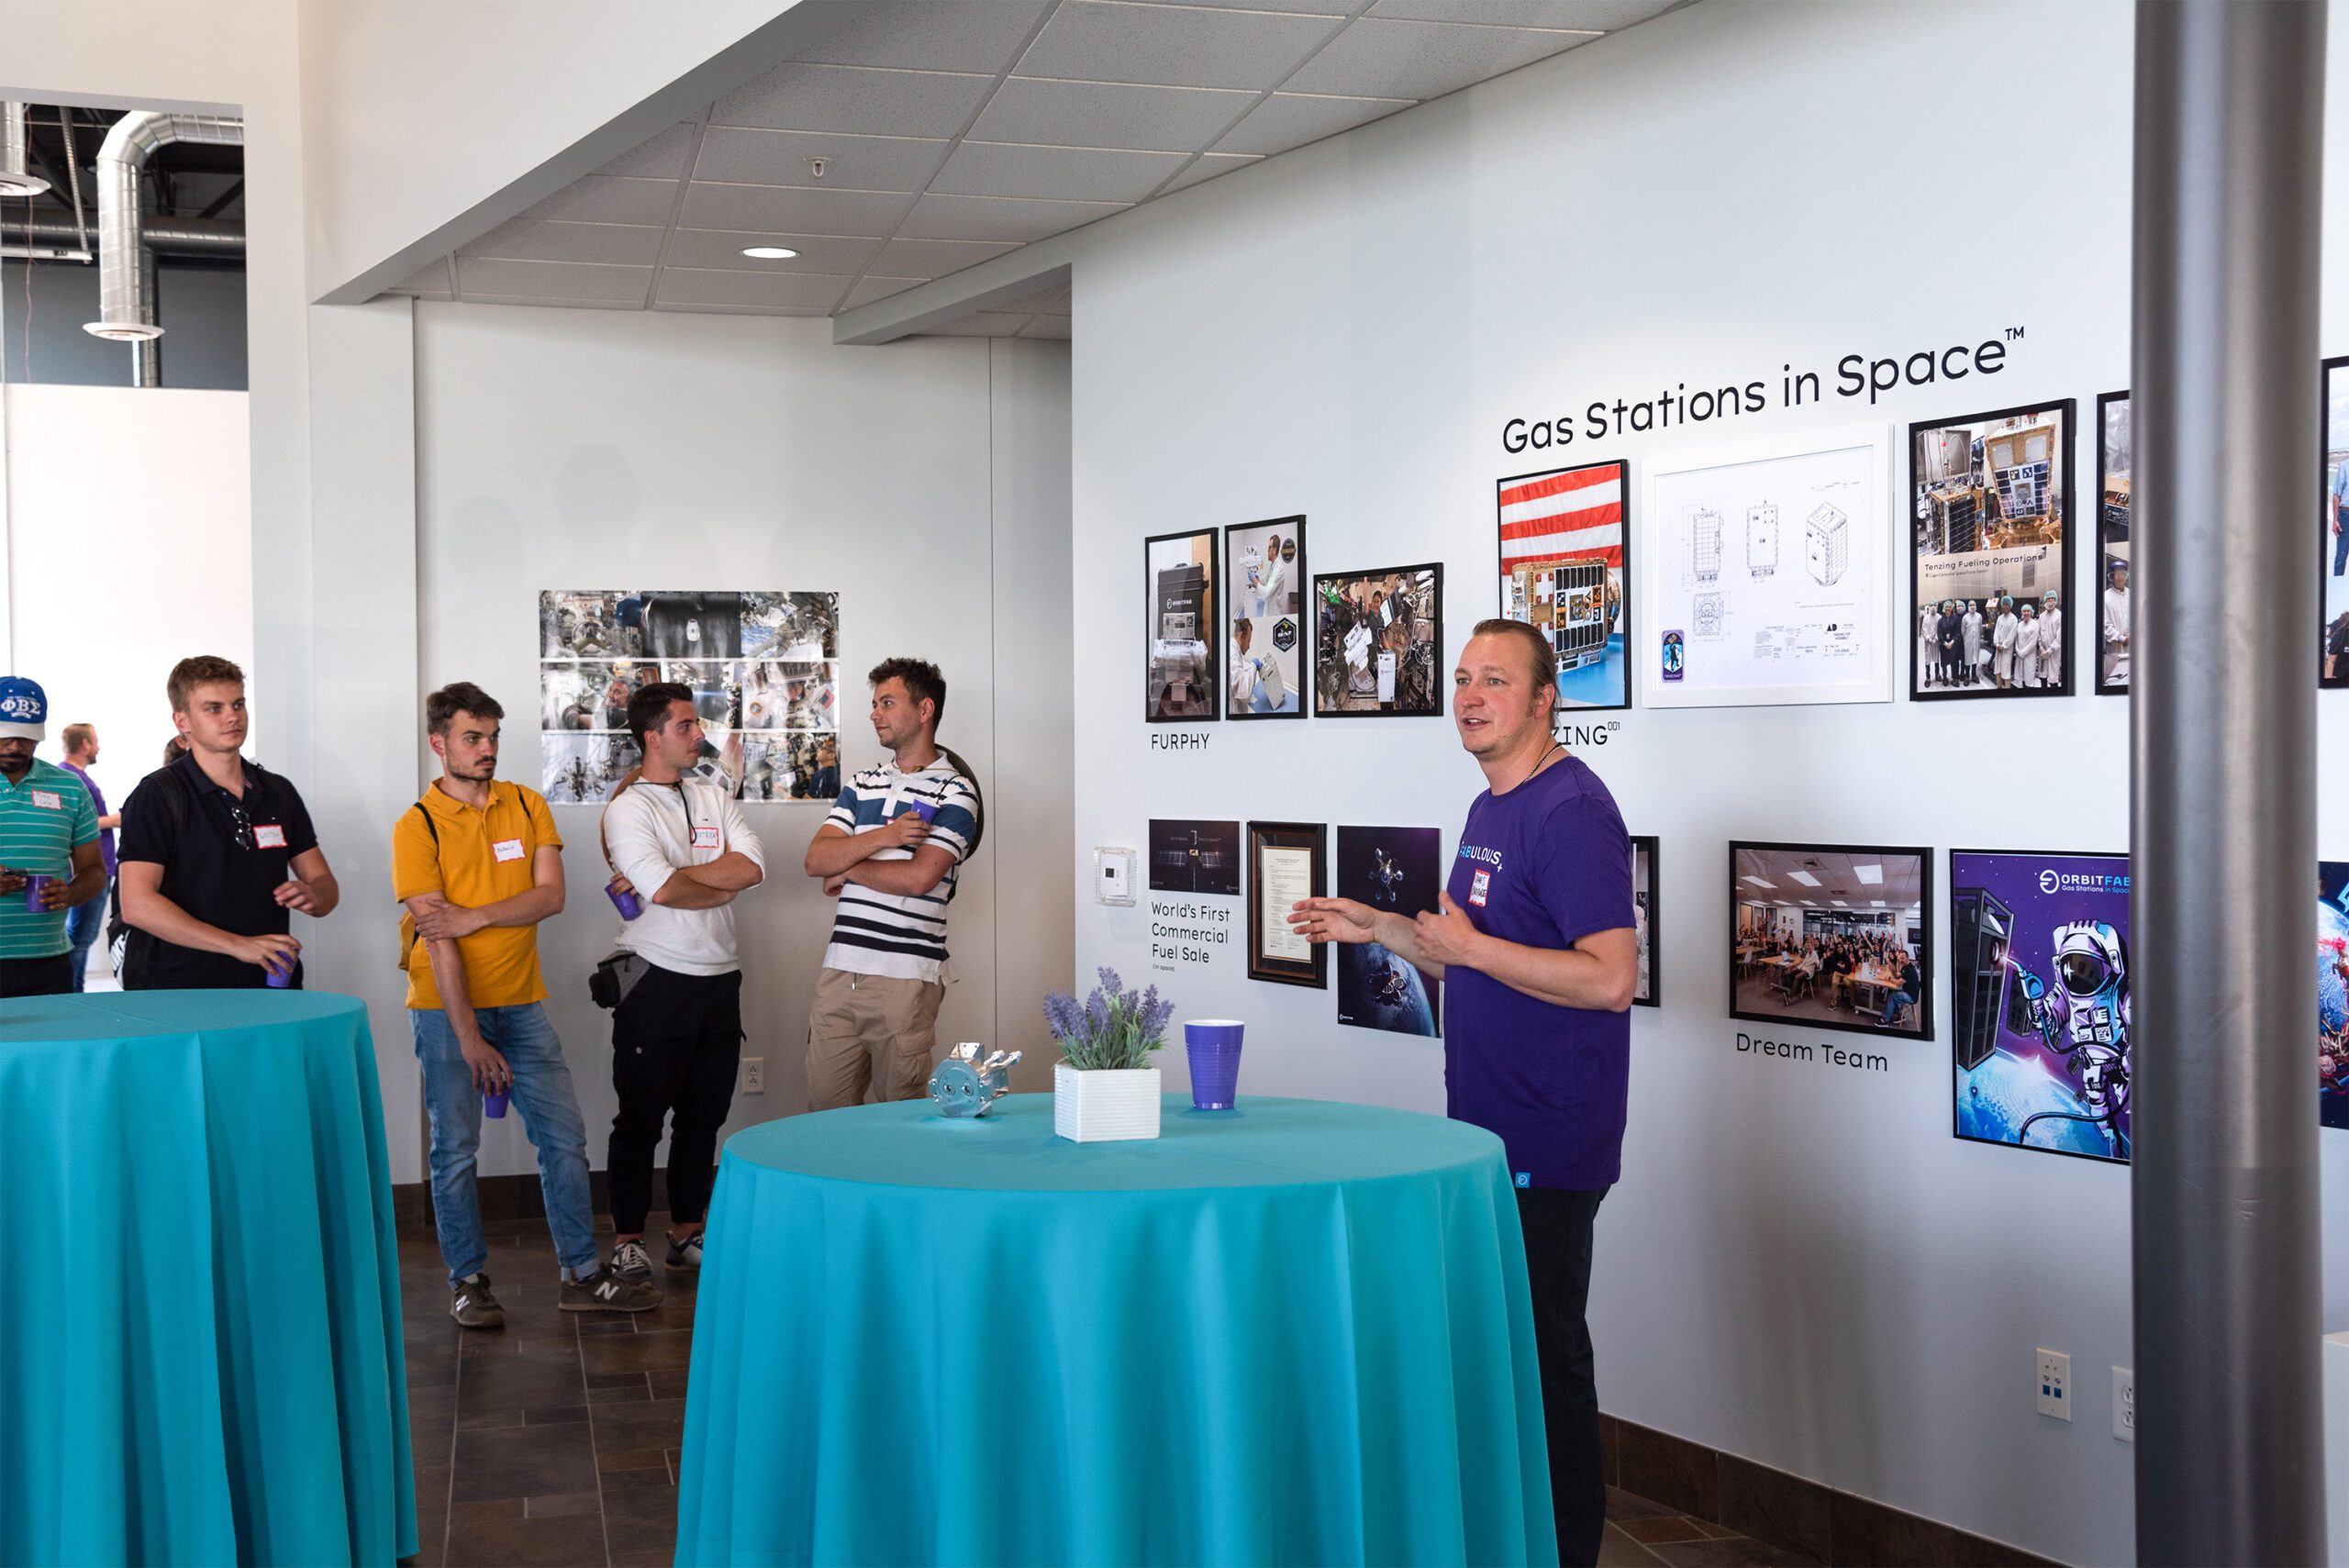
left=0, top=104, right=49, bottom=199
left=82, top=111, right=241, bottom=347
left=10, top=210, right=241, bottom=257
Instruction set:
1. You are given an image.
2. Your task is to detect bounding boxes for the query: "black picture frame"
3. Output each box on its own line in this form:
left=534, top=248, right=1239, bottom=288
left=1144, top=528, right=1219, bottom=723
left=2093, top=391, right=2132, bottom=696
left=1631, top=833, right=1660, bottom=1008
left=1906, top=397, right=2076, bottom=701
left=1728, top=839, right=1934, bottom=1043
left=1309, top=562, right=1444, bottom=717
left=1947, top=846, right=2132, bottom=1166
left=1496, top=457, right=1632, bottom=717
left=1246, top=820, right=1328, bottom=988
left=2321, top=357, right=2349, bottom=688
left=1222, top=515, right=1308, bottom=721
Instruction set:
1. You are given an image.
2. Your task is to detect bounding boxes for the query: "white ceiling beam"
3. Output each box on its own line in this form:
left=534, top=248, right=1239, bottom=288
left=830, top=229, right=1080, bottom=345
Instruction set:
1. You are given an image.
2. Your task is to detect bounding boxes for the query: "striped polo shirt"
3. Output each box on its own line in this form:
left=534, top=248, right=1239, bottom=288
left=818, top=756, right=978, bottom=984
left=0, top=759, right=98, bottom=959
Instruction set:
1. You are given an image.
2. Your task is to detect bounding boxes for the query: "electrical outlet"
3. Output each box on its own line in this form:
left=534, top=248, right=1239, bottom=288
left=2112, top=1365, right=2134, bottom=1441
left=2036, top=1349, right=2072, bottom=1420
left=741, top=1057, right=765, bottom=1095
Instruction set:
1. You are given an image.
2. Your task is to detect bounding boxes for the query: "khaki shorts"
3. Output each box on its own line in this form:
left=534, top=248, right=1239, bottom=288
left=806, top=966, right=945, bottom=1111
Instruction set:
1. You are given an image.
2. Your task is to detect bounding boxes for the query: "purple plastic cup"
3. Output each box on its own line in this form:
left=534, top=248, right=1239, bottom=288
left=897, top=798, right=938, bottom=824
left=1185, top=1018, right=1245, bottom=1110
left=484, top=1088, right=509, bottom=1119
left=606, top=877, right=641, bottom=920
left=264, top=955, right=294, bottom=989
left=22, top=874, right=47, bottom=912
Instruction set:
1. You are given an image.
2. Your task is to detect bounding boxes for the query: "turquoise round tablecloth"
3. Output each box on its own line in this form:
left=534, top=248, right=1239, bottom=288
left=0, top=991, right=417, bottom=1566
left=675, top=1094, right=1557, bottom=1567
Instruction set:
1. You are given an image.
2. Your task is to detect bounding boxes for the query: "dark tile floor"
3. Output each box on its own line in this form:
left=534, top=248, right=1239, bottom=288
left=398, top=1218, right=1806, bottom=1568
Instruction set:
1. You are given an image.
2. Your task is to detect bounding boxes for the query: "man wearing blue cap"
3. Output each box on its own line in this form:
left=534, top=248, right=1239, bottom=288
left=0, top=676, right=106, bottom=996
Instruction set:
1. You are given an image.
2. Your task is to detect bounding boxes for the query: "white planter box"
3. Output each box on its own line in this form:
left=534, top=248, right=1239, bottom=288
left=1053, top=1063, right=1163, bottom=1142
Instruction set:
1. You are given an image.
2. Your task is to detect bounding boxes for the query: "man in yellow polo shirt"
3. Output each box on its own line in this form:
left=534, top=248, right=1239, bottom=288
left=395, top=681, right=658, bottom=1328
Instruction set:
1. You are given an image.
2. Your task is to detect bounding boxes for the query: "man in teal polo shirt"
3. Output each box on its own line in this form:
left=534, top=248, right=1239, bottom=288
left=0, top=677, right=106, bottom=997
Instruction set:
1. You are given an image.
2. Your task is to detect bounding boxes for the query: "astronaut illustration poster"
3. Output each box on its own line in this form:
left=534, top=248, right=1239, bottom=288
left=1223, top=516, right=1306, bottom=719
left=2318, top=862, right=2349, bottom=1129
left=1497, top=460, right=1630, bottom=714
left=1643, top=434, right=1892, bottom=708
left=538, top=590, right=840, bottom=804
left=1950, top=850, right=2132, bottom=1164
left=1334, top=825, right=1442, bottom=1037
left=1909, top=399, right=2076, bottom=699
left=1145, top=528, right=1219, bottom=722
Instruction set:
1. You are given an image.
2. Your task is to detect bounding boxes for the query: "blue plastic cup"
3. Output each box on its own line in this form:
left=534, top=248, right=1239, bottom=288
left=264, top=955, right=294, bottom=988
left=22, top=874, right=47, bottom=912
left=1185, top=1018, right=1245, bottom=1110
left=607, top=877, right=641, bottom=920
left=897, top=798, right=938, bottom=824
left=484, top=1088, right=509, bottom=1119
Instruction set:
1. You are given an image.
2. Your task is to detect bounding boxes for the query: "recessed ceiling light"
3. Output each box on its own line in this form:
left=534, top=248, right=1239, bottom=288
left=1854, top=863, right=1885, bottom=884
left=740, top=246, right=798, bottom=261
left=1787, top=869, right=1820, bottom=887
left=1740, top=875, right=1776, bottom=889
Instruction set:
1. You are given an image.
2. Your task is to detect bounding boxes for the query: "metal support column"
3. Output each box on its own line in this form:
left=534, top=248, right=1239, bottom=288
left=2132, top=3, right=2327, bottom=1563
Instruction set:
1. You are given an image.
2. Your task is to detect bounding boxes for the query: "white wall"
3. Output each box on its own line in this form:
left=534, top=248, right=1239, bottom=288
left=1058, top=2, right=2218, bottom=1561
left=416, top=303, right=1072, bottom=1180
left=4, top=384, right=253, bottom=791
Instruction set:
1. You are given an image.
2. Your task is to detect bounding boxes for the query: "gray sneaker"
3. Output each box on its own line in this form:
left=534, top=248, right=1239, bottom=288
left=665, top=1230, right=704, bottom=1270
left=450, top=1273, right=507, bottom=1329
left=560, top=1267, right=662, bottom=1314
left=610, top=1239, right=654, bottom=1281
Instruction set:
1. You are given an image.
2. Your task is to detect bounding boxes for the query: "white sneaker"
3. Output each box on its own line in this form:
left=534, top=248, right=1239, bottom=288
left=611, top=1239, right=654, bottom=1281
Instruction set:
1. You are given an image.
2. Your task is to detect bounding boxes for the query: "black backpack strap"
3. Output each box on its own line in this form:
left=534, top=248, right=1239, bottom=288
left=939, top=746, right=985, bottom=857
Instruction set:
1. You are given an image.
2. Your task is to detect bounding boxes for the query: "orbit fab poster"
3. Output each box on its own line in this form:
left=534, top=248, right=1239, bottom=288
left=1950, top=851, right=2132, bottom=1163
left=1334, top=825, right=1441, bottom=1037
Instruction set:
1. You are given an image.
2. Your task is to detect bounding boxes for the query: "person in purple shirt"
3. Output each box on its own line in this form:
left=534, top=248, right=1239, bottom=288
left=1290, top=616, right=1636, bottom=1568
left=56, top=722, right=120, bottom=991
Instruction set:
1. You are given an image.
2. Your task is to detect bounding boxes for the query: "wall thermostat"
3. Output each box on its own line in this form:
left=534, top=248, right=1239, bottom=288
left=1095, top=847, right=1138, bottom=906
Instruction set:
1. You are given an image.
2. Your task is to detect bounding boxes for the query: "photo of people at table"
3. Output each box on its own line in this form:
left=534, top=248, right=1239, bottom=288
left=1731, top=843, right=1931, bottom=1040
left=1909, top=400, right=2073, bottom=697
left=2096, top=392, right=2132, bottom=694
left=2321, top=360, right=2349, bottom=685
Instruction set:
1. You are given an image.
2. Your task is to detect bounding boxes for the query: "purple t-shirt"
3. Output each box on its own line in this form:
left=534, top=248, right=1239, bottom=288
left=61, top=761, right=115, bottom=878
left=1442, top=754, right=1634, bottom=1191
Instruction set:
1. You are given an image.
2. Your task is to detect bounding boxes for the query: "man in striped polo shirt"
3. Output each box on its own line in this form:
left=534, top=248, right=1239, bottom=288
left=0, top=677, right=106, bottom=997
left=802, top=658, right=979, bottom=1110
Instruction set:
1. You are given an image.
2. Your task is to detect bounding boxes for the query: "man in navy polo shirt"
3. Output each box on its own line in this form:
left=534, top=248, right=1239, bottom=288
left=1291, top=617, right=1635, bottom=1568
left=0, top=677, right=106, bottom=997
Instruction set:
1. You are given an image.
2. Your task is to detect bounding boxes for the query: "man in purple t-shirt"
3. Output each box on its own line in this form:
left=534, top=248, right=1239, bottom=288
left=56, top=723, right=120, bottom=992
left=1291, top=617, right=1635, bottom=1568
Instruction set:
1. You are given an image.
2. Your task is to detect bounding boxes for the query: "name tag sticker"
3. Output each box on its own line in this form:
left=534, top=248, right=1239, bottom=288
left=253, top=824, right=288, bottom=850
left=692, top=825, right=720, bottom=851
left=28, top=790, right=61, bottom=810
left=1470, top=869, right=1491, bottom=907
left=492, top=838, right=526, bottom=862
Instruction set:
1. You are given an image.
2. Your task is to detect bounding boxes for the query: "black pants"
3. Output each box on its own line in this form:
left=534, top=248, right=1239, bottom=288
left=0, top=954, right=73, bottom=998
left=608, top=963, right=741, bottom=1234
left=1519, top=1184, right=1609, bottom=1568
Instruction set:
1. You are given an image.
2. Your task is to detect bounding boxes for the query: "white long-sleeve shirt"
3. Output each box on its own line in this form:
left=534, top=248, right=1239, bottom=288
left=604, top=777, right=765, bottom=975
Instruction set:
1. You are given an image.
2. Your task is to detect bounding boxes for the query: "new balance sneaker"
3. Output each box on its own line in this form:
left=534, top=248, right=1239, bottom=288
left=666, top=1229, right=704, bottom=1270
left=560, top=1267, right=662, bottom=1314
left=450, top=1273, right=507, bottom=1329
left=610, top=1239, right=654, bottom=1281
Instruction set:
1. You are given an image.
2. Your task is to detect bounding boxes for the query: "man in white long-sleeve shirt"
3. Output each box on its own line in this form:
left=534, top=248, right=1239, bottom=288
left=2102, top=563, right=2132, bottom=685
left=601, top=682, right=765, bottom=1280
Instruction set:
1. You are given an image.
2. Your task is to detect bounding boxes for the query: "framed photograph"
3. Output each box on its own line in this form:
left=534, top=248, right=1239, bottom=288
left=2322, top=359, right=2349, bottom=685
left=1312, top=563, right=1442, bottom=717
left=1908, top=398, right=2076, bottom=699
left=1144, top=528, right=1219, bottom=722
left=2094, top=392, right=2132, bottom=695
left=1149, top=818, right=1241, bottom=896
left=1643, top=431, right=1893, bottom=708
left=1951, top=850, right=2132, bottom=1163
left=1730, top=841, right=1931, bottom=1042
left=1246, top=820, right=1327, bottom=987
left=1631, top=834, right=1659, bottom=1008
left=2321, top=862, right=2349, bottom=1130
left=1223, top=516, right=1306, bottom=718
left=1497, top=459, right=1630, bottom=714
left=1334, top=825, right=1442, bottom=1035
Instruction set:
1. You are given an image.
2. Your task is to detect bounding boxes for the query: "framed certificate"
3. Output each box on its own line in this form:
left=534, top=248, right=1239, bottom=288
left=1246, top=820, right=1327, bottom=987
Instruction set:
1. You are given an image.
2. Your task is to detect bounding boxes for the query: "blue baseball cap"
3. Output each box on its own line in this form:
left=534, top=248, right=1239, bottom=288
left=0, top=676, right=47, bottom=741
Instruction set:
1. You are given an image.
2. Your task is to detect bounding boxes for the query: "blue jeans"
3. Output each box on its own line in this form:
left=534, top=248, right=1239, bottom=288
left=411, top=1003, right=599, bottom=1284
left=1881, top=989, right=1916, bottom=1026
left=62, top=877, right=107, bottom=992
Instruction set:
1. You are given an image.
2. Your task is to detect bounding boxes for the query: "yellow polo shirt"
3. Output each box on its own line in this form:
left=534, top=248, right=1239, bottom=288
left=393, top=779, right=562, bottom=1011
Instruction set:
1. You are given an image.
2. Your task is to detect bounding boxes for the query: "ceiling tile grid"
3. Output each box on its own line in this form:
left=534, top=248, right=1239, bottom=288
left=385, top=0, right=1687, bottom=323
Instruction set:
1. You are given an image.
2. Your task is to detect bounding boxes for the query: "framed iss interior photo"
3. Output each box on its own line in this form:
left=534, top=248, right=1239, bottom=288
left=1908, top=398, right=2076, bottom=699
left=1224, top=516, right=1305, bottom=718
left=1313, top=563, right=1442, bottom=717
left=2094, top=392, right=2132, bottom=695
left=1144, top=528, right=1219, bottom=722
left=1730, top=840, right=1931, bottom=1042
left=1497, top=459, right=1629, bottom=714
left=1642, top=432, right=1892, bottom=709
left=1246, top=820, right=1327, bottom=987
